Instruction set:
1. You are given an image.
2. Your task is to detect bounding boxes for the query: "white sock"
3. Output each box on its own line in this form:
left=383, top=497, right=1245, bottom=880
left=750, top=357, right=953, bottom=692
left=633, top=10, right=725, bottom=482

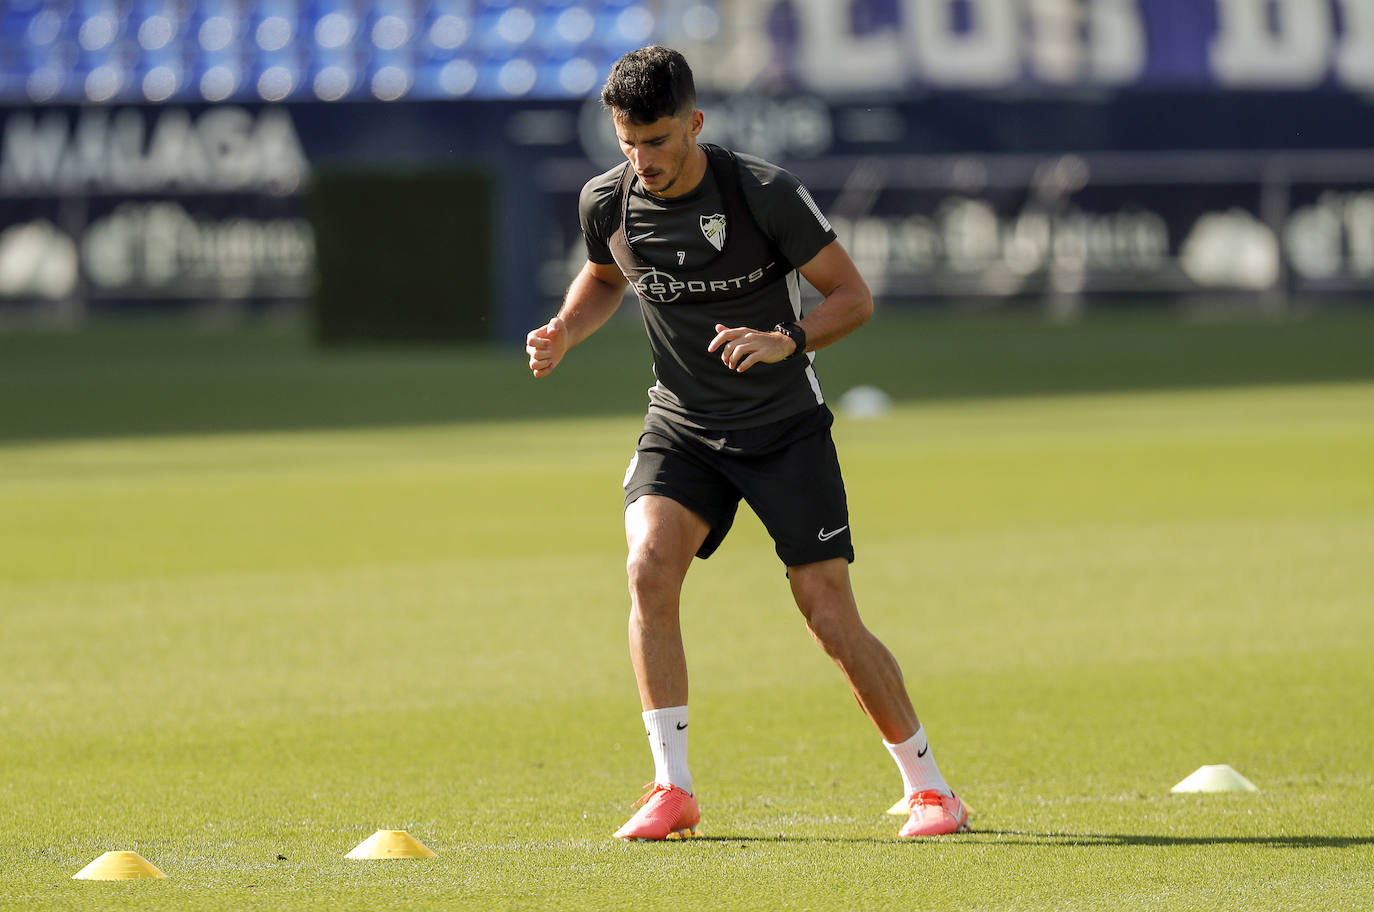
left=884, top=725, right=952, bottom=798
left=642, top=705, right=692, bottom=795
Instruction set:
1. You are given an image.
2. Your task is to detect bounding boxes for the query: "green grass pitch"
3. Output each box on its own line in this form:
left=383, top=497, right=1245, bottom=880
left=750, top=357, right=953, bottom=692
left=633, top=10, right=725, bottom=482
left=0, top=313, right=1371, bottom=910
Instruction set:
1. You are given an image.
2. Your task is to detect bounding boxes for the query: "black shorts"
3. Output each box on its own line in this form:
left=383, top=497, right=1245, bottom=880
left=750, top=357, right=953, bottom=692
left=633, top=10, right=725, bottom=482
left=623, top=405, right=854, bottom=567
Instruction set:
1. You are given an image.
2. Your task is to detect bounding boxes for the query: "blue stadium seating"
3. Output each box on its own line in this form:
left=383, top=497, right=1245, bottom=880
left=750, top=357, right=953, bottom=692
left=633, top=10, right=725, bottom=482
left=0, top=0, right=710, bottom=104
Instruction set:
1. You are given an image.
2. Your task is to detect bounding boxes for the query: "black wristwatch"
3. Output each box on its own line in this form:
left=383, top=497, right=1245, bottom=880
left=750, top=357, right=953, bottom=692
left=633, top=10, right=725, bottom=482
left=773, top=322, right=806, bottom=359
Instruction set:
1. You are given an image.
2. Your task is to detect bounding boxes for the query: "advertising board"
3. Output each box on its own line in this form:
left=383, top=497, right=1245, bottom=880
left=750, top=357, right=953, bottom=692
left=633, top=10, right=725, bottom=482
left=3, top=57, right=1374, bottom=337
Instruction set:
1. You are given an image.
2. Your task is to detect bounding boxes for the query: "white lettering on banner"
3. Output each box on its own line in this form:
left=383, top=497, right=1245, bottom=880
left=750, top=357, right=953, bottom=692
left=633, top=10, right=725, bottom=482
left=1179, top=210, right=1280, bottom=290
left=1284, top=191, right=1374, bottom=280
left=740, top=0, right=1374, bottom=91
left=1087, top=0, right=1148, bottom=84
left=1211, top=0, right=1332, bottom=87
left=787, top=0, right=906, bottom=93
left=828, top=200, right=1168, bottom=284
left=1348, top=194, right=1374, bottom=277
left=0, top=106, right=309, bottom=195
left=0, top=219, right=79, bottom=299
left=1210, top=0, right=1374, bottom=89
left=913, top=0, right=1020, bottom=87
left=776, top=0, right=1147, bottom=90
left=1335, top=0, right=1374, bottom=87
left=1027, top=0, right=1083, bottom=84
left=823, top=191, right=1374, bottom=291
left=81, top=202, right=314, bottom=294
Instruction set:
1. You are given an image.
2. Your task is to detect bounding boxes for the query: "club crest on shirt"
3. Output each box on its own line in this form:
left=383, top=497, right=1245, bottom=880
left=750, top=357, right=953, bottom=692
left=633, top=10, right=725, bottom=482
left=699, top=213, right=726, bottom=251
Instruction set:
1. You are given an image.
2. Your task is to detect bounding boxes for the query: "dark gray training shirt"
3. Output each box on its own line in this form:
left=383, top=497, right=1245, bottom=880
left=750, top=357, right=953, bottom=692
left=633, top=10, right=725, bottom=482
left=580, top=145, right=838, bottom=429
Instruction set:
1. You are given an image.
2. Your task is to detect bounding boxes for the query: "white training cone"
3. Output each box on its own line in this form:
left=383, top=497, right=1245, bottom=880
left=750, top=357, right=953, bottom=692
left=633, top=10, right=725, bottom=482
left=1171, top=764, right=1259, bottom=794
left=886, top=797, right=909, bottom=816
left=839, top=385, right=893, bottom=420
left=345, top=829, right=437, bottom=859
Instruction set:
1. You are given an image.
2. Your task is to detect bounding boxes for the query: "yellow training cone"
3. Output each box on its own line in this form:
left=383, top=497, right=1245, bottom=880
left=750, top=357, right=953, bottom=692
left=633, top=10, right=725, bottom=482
left=1171, top=764, right=1260, bottom=793
left=345, top=829, right=437, bottom=859
left=886, top=797, right=909, bottom=816
left=73, top=851, right=168, bottom=880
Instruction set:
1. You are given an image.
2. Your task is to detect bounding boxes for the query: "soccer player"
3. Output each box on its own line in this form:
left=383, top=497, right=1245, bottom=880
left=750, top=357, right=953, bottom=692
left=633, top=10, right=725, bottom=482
left=526, top=46, right=969, bottom=840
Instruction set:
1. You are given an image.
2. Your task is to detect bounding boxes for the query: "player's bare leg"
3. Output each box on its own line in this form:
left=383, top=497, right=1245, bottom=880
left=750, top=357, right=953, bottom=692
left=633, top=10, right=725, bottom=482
left=615, top=494, right=709, bottom=840
left=789, top=558, right=970, bottom=836
left=624, top=494, right=707, bottom=711
left=788, top=558, right=918, bottom=741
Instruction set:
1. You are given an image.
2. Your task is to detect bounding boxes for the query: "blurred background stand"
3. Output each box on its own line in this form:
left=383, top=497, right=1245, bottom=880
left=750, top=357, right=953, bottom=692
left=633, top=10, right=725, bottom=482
left=1, top=1, right=1373, bottom=341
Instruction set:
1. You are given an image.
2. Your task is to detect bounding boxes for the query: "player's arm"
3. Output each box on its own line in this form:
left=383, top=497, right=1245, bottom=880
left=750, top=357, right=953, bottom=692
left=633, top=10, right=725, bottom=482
left=526, top=260, right=628, bottom=378
left=793, top=239, right=873, bottom=351
left=709, top=239, right=872, bottom=373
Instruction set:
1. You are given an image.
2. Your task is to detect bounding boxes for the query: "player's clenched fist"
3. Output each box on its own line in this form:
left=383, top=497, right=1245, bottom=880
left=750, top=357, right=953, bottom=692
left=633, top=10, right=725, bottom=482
left=526, top=316, right=567, bottom=378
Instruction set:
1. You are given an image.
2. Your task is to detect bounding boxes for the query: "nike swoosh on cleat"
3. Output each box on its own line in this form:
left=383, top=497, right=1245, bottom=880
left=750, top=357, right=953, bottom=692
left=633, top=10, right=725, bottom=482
left=817, top=525, right=848, bottom=542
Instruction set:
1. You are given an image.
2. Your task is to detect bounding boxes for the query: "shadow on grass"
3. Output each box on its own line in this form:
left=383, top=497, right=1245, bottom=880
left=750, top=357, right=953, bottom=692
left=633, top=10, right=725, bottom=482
left=4, top=311, right=1374, bottom=444
left=689, top=832, right=1372, bottom=849
left=973, top=831, right=1374, bottom=849
left=690, top=835, right=894, bottom=846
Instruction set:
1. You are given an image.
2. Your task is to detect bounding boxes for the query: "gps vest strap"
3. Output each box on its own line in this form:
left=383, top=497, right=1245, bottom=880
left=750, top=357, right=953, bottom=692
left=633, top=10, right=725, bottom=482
left=607, top=143, right=787, bottom=306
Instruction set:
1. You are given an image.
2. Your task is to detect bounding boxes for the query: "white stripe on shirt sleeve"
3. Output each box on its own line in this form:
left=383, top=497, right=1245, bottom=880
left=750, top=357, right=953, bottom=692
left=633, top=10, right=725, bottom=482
left=796, top=185, right=833, bottom=233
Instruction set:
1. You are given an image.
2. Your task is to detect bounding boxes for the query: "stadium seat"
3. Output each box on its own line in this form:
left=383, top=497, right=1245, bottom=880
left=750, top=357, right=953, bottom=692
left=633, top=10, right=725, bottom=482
left=533, top=3, right=595, bottom=55
left=364, top=0, right=416, bottom=52
left=474, top=4, right=536, bottom=55
left=417, top=13, right=471, bottom=69
left=189, top=1, right=242, bottom=56
left=309, top=45, right=358, bottom=101
left=365, top=50, right=415, bottom=101
left=0, top=0, right=707, bottom=103
left=252, top=48, right=306, bottom=102
left=194, top=48, right=245, bottom=102
left=311, top=5, right=359, bottom=52
left=134, top=39, right=189, bottom=102
left=21, top=43, right=79, bottom=103
left=480, top=55, right=538, bottom=97
left=594, top=2, right=655, bottom=55
left=536, top=54, right=601, bottom=97
left=248, top=1, right=299, bottom=56
left=414, top=56, right=478, bottom=97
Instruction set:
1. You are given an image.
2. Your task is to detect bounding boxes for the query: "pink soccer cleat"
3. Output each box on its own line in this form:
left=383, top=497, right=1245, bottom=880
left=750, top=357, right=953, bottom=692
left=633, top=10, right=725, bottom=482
left=613, top=782, right=700, bottom=841
left=897, top=789, right=971, bottom=837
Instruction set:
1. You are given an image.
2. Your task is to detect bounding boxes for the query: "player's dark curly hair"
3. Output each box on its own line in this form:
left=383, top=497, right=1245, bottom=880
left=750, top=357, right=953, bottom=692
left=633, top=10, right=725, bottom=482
left=600, top=46, right=696, bottom=124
